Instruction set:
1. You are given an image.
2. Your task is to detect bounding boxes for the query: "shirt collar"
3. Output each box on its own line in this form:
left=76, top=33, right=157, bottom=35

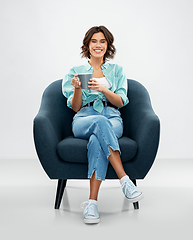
left=102, top=61, right=109, bottom=70
left=84, top=61, right=93, bottom=71
left=84, top=61, right=109, bottom=71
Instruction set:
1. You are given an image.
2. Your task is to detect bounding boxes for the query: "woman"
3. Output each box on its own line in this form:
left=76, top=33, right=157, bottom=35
left=62, top=26, right=143, bottom=224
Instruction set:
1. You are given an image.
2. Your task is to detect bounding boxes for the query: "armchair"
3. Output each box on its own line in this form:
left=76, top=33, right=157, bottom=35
left=33, top=79, right=160, bottom=210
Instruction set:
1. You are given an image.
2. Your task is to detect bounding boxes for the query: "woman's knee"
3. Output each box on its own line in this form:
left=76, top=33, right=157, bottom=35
left=88, top=134, right=98, bottom=144
left=87, top=134, right=100, bottom=149
left=93, top=115, right=112, bottom=128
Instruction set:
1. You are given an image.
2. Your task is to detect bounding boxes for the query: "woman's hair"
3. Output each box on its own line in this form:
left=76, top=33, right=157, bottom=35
left=80, top=26, right=116, bottom=61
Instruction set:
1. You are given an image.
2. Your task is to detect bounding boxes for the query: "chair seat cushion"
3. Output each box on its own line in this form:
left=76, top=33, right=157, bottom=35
left=57, top=136, right=137, bottom=164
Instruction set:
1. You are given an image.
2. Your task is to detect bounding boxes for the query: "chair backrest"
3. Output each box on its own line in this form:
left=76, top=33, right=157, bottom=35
left=39, top=79, right=74, bottom=138
left=120, top=79, right=153, bottom=136
left=40, top=79, right=152, bottom=138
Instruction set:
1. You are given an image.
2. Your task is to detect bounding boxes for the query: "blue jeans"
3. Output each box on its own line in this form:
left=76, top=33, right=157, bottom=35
left=72, top=105, right=123, bottom=181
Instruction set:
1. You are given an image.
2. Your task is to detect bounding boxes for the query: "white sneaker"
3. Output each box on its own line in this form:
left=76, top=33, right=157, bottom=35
left=81, top=201, right=100, bottom=224
left=121, top=179, right=143, bottom=203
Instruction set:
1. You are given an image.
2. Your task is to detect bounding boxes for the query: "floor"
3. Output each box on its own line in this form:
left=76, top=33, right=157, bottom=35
left=0, top=158, right=193, bottom=240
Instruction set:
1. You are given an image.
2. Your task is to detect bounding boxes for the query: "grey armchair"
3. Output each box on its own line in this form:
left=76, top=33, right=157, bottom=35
left=33, top=79, right=160, bottom=210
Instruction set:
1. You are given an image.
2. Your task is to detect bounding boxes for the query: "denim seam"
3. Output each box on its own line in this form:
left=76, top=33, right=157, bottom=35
left=88, top=169, right=104, bottom=181
left=95, top=121, right=111, bottom=155
left=95, top=144, right=101, bottom=179
left=95, top=121, right=120, bottom=159
left=87, top=137, right=102, bottom=180
left=87, top=134, right=109, bottom=181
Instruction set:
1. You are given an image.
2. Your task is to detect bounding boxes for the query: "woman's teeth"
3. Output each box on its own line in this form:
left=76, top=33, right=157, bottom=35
left=94, top=50, right=102, bottom=53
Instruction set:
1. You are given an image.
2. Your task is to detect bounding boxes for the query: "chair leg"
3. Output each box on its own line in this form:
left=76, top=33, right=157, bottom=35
left=133, top=201, right=139, bottom=210
left=54, top=179, right=67, bottom=209
left=131, top=179, right=139, bottom=210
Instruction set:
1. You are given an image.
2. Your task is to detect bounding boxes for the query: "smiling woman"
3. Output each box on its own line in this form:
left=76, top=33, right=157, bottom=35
left=89, top=32, right=107, bottom=60
left=80, top=26, right=116, bottom=61
left=62, top=25, right=143, bottom=224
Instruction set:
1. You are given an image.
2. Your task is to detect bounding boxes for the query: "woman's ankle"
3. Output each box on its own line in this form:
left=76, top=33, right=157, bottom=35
left=120, top=175, right=130, bottom=185
left=88, top=199, right=98, bottom=205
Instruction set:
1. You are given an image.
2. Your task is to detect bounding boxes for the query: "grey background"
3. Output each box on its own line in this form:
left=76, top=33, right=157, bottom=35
left=1, top=1, right=193, bottom=239
left=1, top=0, right=193, bottom=160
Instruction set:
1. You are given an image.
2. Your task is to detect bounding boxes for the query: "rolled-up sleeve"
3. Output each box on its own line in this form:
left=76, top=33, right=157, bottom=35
left=115, top=65, right=129, bottom=107
left=62, top=68, right=76, bottom=109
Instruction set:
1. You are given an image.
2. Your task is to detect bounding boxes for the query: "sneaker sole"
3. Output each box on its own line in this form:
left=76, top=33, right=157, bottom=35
left=125, top=192, right=144, bottom=203
left=84, top=217, right=100, bottom=224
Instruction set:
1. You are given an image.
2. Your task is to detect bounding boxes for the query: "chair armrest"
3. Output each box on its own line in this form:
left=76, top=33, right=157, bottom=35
left=120, top=79, right=160, bottom=178
left=33, top=80, right=75, bottom=178
left=129, top=108, right=160, bottom=178
left=33, top=112, right=63, bottom=178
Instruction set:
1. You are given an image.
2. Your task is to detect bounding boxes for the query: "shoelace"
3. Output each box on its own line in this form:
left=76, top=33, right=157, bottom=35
left=80, top=201, right=96, bottom=216
left=121, top=180, right=137, bottom=195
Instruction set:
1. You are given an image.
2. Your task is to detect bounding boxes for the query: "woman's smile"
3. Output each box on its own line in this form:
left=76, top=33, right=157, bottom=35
left=94, top=49, right=103, bottom=53
left=89, top=32, right=107, bottom=59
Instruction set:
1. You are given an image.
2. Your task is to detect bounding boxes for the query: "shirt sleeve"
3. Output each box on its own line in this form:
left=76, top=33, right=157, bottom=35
left=114, top=65, right=129, bottom=107
left=62, top=67, right=76, bottom=109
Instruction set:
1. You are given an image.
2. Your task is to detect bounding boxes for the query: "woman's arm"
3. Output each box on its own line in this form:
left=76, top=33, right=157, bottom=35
left=102, top=87, right=123, bottom=108
left=88, top=79, right=124, bottom=108
left=70, top=74, right=82, bottom=112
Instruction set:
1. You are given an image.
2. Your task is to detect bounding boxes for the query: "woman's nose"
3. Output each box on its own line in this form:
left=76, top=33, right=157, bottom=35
left=96, top=42, right=101, bottom=47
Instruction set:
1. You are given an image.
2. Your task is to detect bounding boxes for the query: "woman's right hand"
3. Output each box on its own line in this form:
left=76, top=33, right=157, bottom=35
left=70, top=74, right=82, bottom=112
left=71, top=74, right=81, bottom=89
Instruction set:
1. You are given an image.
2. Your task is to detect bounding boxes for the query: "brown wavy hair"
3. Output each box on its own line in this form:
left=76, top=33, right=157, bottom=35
left=80, top=26, right=116, bottom=62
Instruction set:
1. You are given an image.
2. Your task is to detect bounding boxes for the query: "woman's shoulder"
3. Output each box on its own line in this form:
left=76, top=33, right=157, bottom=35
left=70, top=62, right=91, bottom=73
left=70, top=62, right=124, bottom=73
left=70, top=64, right=85, bottom=71
left=105, top=62, right=124, bottom=72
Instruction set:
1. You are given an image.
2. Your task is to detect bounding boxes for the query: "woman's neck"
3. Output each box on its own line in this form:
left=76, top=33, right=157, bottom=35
left=89, top=57, right=104, bottom=70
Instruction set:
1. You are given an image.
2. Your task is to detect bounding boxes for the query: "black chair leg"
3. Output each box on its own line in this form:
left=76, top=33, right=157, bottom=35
left=54, top=179, right=67, bottom=209
left=131, top=179, right=139, bottom=210
left=133, top=202, right=139, bottom=210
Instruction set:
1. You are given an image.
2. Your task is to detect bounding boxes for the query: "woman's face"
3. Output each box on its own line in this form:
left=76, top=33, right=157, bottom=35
left=89, top=32, right=107, bottom=60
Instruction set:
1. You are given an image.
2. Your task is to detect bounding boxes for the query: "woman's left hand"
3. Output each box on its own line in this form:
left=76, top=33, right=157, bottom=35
left=88, top=79, right=124, bottom=108
left=88, top=79, right=106, bottom=93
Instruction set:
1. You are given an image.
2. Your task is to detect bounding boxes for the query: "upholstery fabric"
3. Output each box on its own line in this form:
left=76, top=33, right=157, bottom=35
left=57, top=136, right=137, bottom=164
left=33, top=79, right=160, bottom=180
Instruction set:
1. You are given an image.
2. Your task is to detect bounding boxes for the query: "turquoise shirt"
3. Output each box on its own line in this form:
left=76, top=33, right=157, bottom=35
left=62, top=61, right=129, bottom=113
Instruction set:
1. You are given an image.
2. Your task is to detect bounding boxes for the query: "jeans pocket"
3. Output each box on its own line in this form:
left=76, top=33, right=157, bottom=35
left=78, top=107, right=86, bottom=113
left=108, top=107, right=121, bottom=116
left=73, top=107, right=85, bottom=120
